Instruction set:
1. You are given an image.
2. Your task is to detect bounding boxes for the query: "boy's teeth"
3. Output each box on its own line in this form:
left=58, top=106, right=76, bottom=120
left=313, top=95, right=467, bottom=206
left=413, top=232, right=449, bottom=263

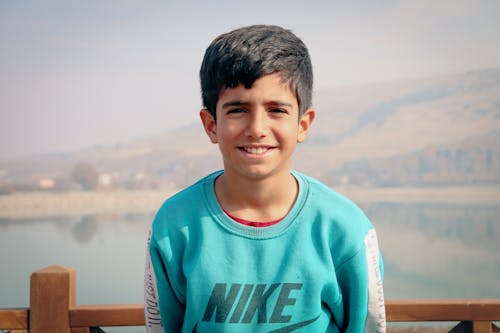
left=244, top=147, right=268, bottom=154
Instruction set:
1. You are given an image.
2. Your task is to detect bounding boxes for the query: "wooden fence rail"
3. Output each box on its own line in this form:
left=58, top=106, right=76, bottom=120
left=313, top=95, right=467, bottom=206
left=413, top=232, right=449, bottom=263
left=0, top=265, right=499, bottom=332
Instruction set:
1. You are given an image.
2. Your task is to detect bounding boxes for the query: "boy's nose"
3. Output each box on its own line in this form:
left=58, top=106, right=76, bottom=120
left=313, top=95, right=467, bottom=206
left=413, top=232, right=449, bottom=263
left=245, top=111, right=269, bottom=138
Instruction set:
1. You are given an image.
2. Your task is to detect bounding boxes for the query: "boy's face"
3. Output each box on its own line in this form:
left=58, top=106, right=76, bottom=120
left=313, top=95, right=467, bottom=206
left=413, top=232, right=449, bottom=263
left=200, top=72, right=315, bottom=182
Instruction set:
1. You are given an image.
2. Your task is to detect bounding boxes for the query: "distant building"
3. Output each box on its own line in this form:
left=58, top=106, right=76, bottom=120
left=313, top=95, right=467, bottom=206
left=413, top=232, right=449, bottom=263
left=98, top=173, right=113, bottom=188
left=38, top=178, right=55, bottom=190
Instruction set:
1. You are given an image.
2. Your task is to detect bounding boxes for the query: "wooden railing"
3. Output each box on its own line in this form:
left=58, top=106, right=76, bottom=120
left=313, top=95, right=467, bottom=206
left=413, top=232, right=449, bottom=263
left=0, top=265, right=499, bottom=332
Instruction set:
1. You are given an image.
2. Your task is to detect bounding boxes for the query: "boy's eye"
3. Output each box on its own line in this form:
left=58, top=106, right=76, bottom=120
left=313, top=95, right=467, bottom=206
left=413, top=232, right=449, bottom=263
left=269, top=108, right=288, bottom=114
left=227, top=108, right=246, bottom=114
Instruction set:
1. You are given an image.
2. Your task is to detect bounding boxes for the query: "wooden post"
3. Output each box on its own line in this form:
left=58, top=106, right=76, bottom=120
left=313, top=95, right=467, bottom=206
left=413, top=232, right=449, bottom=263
left=473, top=321, right=492, bottom=333
left=30, top=265, right=76, bottom=333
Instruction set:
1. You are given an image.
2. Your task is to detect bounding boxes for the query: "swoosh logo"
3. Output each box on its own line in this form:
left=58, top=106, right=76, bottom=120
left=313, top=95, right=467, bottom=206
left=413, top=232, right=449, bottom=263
left=192, top=315, right=320, bottom=333
left=266, top=315, right=320, bottom=333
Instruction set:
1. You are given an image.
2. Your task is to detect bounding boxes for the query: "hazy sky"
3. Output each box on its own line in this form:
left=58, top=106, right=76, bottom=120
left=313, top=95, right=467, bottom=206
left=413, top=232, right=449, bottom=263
left=1, top=0, right=499, bottom=159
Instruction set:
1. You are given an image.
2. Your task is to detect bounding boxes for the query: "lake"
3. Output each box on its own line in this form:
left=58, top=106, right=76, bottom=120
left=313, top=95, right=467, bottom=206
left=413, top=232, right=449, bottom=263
left=1, top=201, right=499, bottom=332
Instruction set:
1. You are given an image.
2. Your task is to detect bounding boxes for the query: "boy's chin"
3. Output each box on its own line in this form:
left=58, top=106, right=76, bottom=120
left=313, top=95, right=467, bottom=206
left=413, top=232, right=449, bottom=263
left=224, top=165, right=292, bottom=182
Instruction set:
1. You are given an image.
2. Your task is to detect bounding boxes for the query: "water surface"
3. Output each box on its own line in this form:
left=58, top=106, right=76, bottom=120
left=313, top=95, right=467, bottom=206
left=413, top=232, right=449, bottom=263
left=1, top=202, right=499, bottom=331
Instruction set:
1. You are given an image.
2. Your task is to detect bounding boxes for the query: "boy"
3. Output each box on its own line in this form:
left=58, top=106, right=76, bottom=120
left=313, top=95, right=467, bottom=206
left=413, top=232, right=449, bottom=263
left=145, top=25, right=386, bottom=332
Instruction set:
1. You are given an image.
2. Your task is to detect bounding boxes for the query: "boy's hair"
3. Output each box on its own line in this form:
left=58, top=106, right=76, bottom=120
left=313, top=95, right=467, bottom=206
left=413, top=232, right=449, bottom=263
left=200, top=24, right=313, bottom=119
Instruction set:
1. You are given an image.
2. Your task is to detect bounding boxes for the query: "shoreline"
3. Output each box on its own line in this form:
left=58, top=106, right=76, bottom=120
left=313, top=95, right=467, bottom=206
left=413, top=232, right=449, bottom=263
left=0, top=189, right=175, bottom=219
left=0, top=186, right=499, bottom=219
left=335, top=185, right=500, bottom=205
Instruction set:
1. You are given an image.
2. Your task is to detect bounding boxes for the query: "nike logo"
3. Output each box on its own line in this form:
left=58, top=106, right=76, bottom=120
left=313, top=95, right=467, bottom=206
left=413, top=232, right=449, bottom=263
left=192, top=315, right=320, bottom=333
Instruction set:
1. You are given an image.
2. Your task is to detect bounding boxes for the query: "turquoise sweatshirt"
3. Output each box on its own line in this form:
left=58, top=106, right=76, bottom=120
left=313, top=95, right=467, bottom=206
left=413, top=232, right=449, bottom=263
left=144, top=171, right=386, bottom=332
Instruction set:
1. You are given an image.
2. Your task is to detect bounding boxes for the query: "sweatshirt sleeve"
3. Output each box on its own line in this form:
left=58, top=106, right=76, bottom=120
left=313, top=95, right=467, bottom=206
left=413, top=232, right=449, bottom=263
left=144, top=228, right=185, bottom=333
left=336, top=228, right=386, bottom=333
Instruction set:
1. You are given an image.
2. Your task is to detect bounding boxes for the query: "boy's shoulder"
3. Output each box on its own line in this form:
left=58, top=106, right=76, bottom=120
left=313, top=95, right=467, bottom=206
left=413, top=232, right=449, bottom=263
left=296, top=172, right=376, bottom=265
left=152, top=171, right=221, bottom=229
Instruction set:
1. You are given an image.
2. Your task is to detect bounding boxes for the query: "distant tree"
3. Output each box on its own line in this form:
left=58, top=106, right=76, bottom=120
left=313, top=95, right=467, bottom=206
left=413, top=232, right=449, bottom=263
left=0, top=181, right=14, bottom=195
left=72, top=161, right=98, bottom=190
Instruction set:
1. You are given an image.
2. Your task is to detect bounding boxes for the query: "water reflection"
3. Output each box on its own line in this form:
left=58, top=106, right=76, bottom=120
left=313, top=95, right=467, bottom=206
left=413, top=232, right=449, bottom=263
left=362, top=203, right=500, bottom=298
left=0, top=211, right=155, bottom=309
left=0, top=211, right=156, bottom=245
left=72, top=216, right=100, bottom=244
left=365, top=203, right=500, bottom=249
left=0, top=203, right=499, bottom=310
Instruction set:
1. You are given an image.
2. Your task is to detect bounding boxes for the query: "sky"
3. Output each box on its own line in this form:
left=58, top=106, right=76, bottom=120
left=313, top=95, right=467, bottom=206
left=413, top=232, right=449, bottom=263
left=1, top=0, right=500, bottom=159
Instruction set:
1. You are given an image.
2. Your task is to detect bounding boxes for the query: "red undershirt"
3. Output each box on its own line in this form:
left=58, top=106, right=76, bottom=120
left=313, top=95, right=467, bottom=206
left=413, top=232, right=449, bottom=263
left=223, top=209, right=284, bottom=228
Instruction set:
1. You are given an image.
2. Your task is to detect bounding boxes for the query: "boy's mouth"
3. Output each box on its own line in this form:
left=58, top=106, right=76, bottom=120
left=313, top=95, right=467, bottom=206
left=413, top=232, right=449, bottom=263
left=239, top=146, right=274, bottom=155
left=243, top=147, right=268, bottom=154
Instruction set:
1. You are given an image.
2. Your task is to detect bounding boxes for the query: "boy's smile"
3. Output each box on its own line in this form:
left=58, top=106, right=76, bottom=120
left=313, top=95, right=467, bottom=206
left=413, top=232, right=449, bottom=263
left=200, top=73, right=315, bottom=182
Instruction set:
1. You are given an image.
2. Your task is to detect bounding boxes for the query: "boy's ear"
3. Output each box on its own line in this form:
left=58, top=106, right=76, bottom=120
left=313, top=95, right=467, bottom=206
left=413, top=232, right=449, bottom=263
left=297, top=108, right=316, bottom=143
left=200, top=109, right=218, bottom=144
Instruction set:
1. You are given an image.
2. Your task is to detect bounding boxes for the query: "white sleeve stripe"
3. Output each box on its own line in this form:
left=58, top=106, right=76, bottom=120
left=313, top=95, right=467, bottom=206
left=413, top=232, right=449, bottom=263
left=144, top=228, right=164, bottom=333
left=364, top=228, right=387, bottom=333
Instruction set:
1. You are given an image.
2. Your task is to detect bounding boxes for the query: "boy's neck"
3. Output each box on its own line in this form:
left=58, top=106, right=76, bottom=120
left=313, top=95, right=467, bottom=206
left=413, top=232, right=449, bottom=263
left=214, top=170, right=298, bottom=223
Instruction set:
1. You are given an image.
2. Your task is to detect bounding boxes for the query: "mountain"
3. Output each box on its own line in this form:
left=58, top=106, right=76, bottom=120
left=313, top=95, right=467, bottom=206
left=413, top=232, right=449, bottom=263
left=324, top=132, right=500, bottom=187
left=1, top=67, right=499, bottom=191
left=295, top=67, right=500, bottom=185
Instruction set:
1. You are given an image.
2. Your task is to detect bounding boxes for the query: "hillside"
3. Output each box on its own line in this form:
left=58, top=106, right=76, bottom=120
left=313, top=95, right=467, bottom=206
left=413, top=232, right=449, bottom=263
left=1, top=67, right=499, bottom=191
left=295, top=67, right=500, bottom=180
left=326, top=132, right=500, bottom=186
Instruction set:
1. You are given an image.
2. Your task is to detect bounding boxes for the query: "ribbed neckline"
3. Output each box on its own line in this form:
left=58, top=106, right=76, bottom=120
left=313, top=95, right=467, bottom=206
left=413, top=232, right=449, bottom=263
left=202, top=170, right=309, bottom=239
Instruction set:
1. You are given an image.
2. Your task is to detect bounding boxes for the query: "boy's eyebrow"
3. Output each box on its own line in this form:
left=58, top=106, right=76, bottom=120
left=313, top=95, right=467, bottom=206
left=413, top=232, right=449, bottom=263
left=221, top=100, right=294, bottom=109
left=221, top=100, right=247, bottom=109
